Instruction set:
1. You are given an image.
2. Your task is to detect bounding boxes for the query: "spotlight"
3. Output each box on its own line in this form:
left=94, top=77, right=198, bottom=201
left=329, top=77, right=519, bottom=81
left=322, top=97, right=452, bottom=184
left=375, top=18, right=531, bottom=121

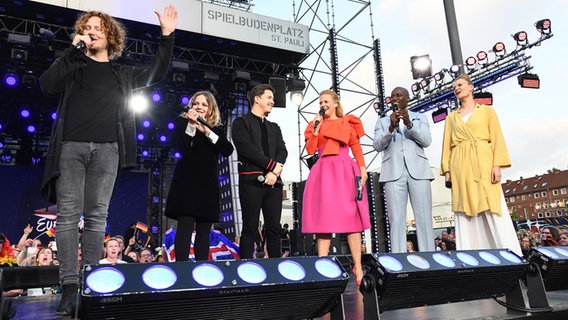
left=174, top=152, right=181, bottom=159
left=1, top=149, right=13, bottom=163
left=172, top=72, right=186, bottom=84
left=513, top=31, right=528, bottom=46
left=476, top=51, right=488, bottom=66
left=27, top=125, right=36, bottom=133
left=80, top=257, right=349, bottom=320
left=517, top=73, right=540, bottom=89
left=410, top=54, right=432, bottom=79
left=360, top=250, right=529, bottom=316
left=473, top=92, right=493, bottom=105
left=527, top=246, right=568, bottom=291
left=4, top=74, right=18, bottom=87
left=167, top=122, right=175, bottom=130
left=535, top=19, right=551, bottom=35
left=141, top=150, right=149, bottom=157
left=11, top=48, right=28, bottom=61
left=38, top=27, right=55, bottom=41
left=137, top=133, right=145, bottom=141
left=410, top=82, right=420, bottom=95
left=465, top=56, right=477, bottom=72
left=151, top=92, right=161, bottom=102
left=142, top=120, right=151, bottom=128
left=419, top=78, right=430, bottom=91
left=159, top=135, right=167, bottom=143
left=20, top=109, right=30, bottom=118
left=449, top=64, right=460, bottom=77
left=492, top=42, right=506, bottom=57
left=433, top=71, right=445, bottom=83
left=51, top=112, right=57, bottom=120
left=130, top=94, right=148, bottom=113
left=290, top=91, right=304, bottom=108
left=180, top=96, right=190, bottom=105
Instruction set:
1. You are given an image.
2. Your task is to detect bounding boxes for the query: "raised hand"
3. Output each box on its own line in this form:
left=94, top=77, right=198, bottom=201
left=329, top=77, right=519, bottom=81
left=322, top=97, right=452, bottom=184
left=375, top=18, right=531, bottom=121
left=155, top=4, right=178, bottom=36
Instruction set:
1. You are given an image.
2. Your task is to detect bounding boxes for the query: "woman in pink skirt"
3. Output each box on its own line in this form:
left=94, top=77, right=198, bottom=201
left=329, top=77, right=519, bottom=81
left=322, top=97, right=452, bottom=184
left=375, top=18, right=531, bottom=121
left=302, top=89, right=370, bottom=284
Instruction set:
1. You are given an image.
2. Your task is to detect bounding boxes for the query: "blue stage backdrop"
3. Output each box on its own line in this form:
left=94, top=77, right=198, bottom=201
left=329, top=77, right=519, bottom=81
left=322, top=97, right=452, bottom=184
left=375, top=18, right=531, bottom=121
left=0, top=165, right=149, bottom=246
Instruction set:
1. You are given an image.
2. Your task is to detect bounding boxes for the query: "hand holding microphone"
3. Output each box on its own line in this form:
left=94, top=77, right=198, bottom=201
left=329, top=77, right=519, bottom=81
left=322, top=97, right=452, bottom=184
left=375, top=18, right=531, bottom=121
left=313, top=108, right=326, bottom=130
left=257, top=174, right=283, bottom=187
left=74, top=35, right=95, bottom=51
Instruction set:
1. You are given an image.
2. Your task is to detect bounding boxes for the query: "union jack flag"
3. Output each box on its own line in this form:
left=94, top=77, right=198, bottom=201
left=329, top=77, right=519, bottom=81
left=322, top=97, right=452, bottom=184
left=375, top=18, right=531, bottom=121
left=162, top=229, right=239, bottom=262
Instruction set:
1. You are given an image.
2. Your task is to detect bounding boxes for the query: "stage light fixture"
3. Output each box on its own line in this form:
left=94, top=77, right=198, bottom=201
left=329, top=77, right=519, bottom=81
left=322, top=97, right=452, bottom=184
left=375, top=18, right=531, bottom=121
left=517, top=73, right=540, bottom=89
left=180, top=95, right=190, bottom=105
left=130, top=94, right=148, bottom=113
left=81, top=256, right=349, bottom=320
left=360, top=250, right=530, bottom=318
left=535, top=19, right=551, bottom=35
left=473, top=92, right=493, bottom=105
left=492, top=42, right=506, bottom=57
left=11, top=48, right=28, bottom=61
left=142, top=120, right=151, bottom=128
left=410, top=54, right=432, bottom=79
left=27, top=125, right=36, bottom=133
left=465, top=56, right=477, bottom=72
left=151, top=92, right=161, bottom=102
left=513, top=31, right=528, bottom=46
left=1, top=149, right=14, bottom=163
left=419, top=78, right=430, bottom=91
left=172, top=72, right=186, bottom=84
left=431, top=107, right=448, bottom=123
left=167, top=122, right=175, bottom=130
left=527, top=246, right=568, bottom=291
left=433, top=71, right=445, bottom=83
left=51, top=112, right=57, bottom=120
left=4, top=74, right=18, bottom=87
left=411, top=82, right=420, bottom=95
left=449, top=64, right=460, bottom=77
left=476, top=51, right=488, bottom=66
left=20, top=109, right=30, bottom=118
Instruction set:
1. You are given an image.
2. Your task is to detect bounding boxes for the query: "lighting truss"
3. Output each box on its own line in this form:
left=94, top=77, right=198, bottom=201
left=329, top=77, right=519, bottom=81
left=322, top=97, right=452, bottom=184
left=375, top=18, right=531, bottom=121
left=408, top=30, right=553, bottom=114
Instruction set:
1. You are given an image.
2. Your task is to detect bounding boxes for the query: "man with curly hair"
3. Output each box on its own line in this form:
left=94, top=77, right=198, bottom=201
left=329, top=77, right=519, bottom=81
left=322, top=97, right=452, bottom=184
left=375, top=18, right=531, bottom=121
left=39, top=5, right=178, bottom=315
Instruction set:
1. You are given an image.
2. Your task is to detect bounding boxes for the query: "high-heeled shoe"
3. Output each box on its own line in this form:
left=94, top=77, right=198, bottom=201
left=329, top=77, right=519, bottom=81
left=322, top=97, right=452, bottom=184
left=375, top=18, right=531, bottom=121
left=352, top=268, right=362, bottom=286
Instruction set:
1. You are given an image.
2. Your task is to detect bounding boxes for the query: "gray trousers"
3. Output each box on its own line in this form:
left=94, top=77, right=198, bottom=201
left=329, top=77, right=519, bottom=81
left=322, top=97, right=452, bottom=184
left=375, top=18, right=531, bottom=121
left=383, top=167, right=434, bottom=253
left=55, top=141, right=118, bottom=285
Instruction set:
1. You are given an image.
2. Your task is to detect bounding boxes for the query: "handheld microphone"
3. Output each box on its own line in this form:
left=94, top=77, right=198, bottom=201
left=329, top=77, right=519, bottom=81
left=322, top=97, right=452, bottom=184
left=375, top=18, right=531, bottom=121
left=75, top=36, right=95, bottom=50
left=314, top=108, right=326, bottom=130
left=196, top=116, right=214, bottom=131
left=257, top=175, right=283, bottom=187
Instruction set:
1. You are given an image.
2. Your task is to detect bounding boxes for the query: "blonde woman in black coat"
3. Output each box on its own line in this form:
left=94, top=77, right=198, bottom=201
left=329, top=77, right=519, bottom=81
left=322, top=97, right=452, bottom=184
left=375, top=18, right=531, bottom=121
left=165, top=91, right=234, bottom=261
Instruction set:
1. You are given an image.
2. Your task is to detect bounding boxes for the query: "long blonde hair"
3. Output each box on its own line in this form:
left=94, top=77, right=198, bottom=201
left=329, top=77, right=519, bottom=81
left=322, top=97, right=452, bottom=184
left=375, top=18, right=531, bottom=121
left=319, top=89, right=344, bottom=117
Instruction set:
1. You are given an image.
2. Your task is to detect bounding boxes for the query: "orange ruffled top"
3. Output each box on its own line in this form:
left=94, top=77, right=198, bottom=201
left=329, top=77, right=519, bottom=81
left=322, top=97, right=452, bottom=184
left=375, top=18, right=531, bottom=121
left=304, top=114, right=366, bottom=167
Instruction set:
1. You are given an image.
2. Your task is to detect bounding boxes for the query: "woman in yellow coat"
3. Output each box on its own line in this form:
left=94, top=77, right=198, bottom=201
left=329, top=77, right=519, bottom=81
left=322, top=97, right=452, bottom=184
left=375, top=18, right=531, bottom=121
left=441, top=74, right=521, bottom=256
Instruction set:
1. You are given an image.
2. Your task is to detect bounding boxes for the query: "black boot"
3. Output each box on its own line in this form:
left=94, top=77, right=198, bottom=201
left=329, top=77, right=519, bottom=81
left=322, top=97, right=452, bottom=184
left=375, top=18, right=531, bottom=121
left=56, top=283, right=79, bottom=316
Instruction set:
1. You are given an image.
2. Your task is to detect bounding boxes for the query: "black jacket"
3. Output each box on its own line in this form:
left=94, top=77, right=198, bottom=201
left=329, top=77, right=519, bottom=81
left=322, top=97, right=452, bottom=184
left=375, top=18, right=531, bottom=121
left=231, top=112, right=287, bottom=184
left=39, top=34, right=175, bottom=203
left=165, top=117, right=234, bottom=222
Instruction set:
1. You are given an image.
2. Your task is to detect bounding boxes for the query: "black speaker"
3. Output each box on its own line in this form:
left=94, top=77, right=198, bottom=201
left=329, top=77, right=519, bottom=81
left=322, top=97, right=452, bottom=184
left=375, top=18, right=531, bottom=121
left=269, top=77, right=287, bottom=108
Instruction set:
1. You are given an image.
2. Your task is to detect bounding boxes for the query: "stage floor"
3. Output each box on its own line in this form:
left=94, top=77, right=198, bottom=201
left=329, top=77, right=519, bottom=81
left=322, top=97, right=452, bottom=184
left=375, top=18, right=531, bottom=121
left=5, top=276, right=568, bottom=320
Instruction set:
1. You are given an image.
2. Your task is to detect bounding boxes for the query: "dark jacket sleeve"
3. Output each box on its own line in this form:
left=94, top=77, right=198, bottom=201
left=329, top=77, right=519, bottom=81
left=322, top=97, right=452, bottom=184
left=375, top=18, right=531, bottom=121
left=39, top=46, right=85, bottom=96
left=271, top=122, right=287, bottom=165
left=213, top=126, right=235, bottom=157
left=128, top=33, right=175, bottom=89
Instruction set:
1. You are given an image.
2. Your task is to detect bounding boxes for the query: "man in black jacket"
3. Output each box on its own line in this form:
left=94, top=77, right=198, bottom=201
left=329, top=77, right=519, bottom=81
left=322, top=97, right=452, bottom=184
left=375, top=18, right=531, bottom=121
left=232, top=84, right=287, bottom=259
left=39, top=5, right=177, bottom=315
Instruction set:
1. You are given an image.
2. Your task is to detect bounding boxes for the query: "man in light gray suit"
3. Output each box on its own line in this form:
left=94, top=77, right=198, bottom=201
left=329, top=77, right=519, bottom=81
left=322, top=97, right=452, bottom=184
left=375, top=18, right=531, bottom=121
left=373, top=87, right=435, bottom=253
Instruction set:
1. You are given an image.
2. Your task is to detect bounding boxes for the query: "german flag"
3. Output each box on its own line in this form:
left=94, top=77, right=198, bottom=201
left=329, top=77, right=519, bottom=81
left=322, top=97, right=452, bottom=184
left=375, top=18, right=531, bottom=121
left=46, top=228, right=56, bottom=237
left=135, top=222, right=148, bottom=233
left=104, top=235, right=111, bottom=243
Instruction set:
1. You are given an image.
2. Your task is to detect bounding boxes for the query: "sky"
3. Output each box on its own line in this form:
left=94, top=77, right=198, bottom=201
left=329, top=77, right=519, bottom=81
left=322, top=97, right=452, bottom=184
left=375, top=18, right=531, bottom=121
left=250, top=0, right=568, bottom=183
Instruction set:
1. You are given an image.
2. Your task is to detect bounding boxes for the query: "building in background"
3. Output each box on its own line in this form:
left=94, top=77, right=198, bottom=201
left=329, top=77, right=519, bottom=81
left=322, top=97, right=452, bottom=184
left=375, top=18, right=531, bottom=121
left=502, top=169, right=568, bottom=221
